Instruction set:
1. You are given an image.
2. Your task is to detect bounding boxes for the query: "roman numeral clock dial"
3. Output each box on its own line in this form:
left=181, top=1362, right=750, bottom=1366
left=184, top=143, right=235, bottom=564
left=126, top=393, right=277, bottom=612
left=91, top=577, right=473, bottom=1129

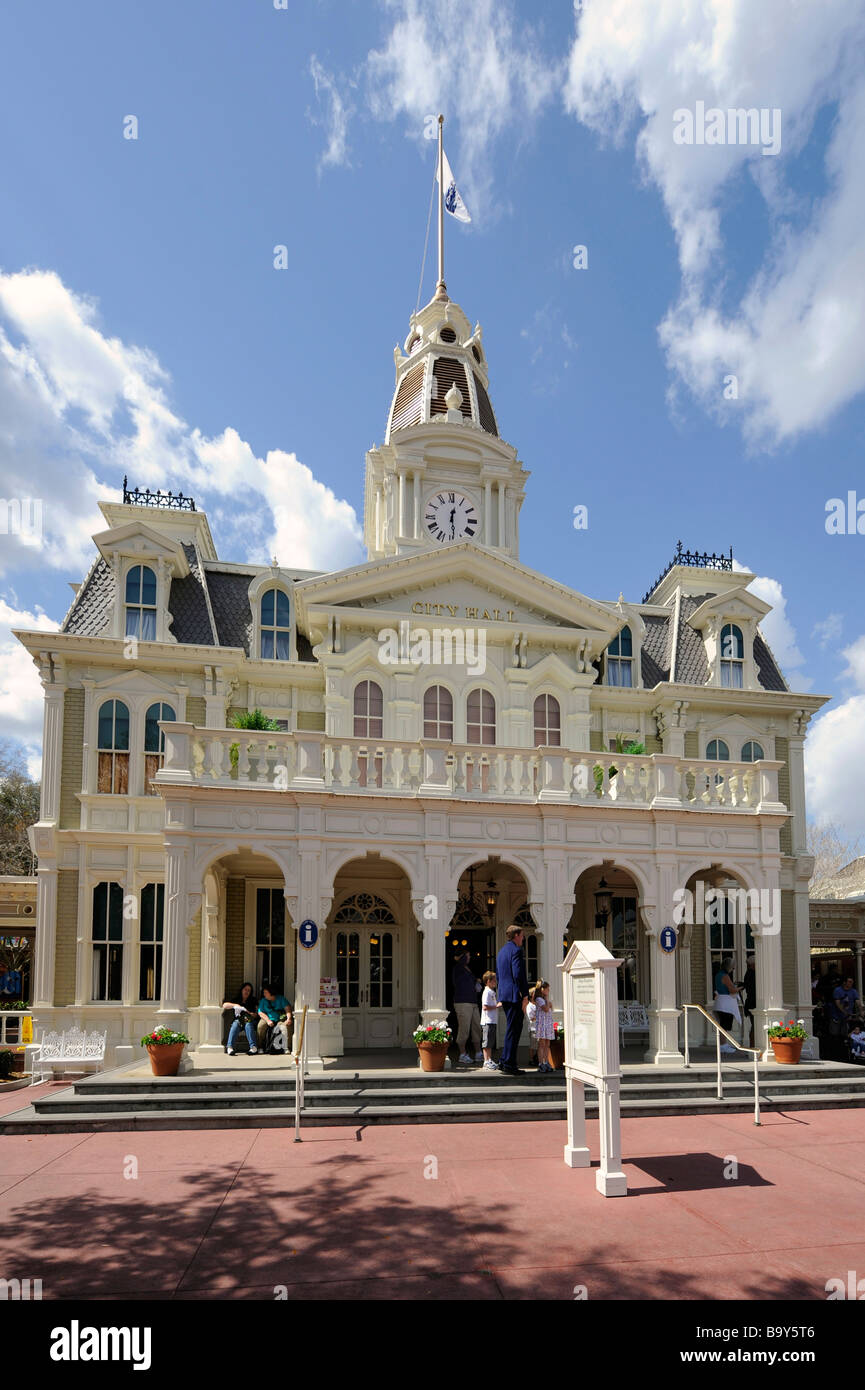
left=424, top=492, right=477, bottom=543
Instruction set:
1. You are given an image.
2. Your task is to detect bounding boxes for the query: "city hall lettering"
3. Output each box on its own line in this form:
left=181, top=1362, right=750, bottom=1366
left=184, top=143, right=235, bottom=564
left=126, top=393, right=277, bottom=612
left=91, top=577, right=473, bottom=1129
left=16, top=277, right=823, bottom=1069
left=409, top=601, right=516, bottom=621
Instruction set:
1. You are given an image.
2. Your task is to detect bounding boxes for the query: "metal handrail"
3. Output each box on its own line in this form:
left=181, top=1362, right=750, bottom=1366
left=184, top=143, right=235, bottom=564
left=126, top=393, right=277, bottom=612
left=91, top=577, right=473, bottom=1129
left=682, top=1003, right=764, bottom=1126
left=293, top=1005, right=308, bottom=1144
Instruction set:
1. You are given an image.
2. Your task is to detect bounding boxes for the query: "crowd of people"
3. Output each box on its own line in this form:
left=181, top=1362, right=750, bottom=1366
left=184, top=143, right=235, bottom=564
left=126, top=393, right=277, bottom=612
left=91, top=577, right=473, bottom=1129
left=713, top=955, right=865, bottom=1062
left=812, top=968, right=864, bottom=1062
left=451, top=924, right=555, bottom=1073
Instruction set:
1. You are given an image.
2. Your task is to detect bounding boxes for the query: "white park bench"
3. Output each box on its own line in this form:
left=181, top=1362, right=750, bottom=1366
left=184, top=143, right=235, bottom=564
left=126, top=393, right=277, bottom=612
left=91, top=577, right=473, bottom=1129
left=618, top=1002, right=649, bottom=1051
left=26, top=1028, right=107, bottom=1085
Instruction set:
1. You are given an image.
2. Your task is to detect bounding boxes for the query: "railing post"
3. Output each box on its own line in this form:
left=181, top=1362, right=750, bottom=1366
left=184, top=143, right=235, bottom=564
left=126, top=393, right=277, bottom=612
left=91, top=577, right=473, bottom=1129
left=294, top=1004, right=308, bottom=1144
left=716, top=1027, right=723, bottom=1099
left=683, top=1007, right=690, bottom=1068
left=753, top=1049, right=761, bottom=1126
left=156, top=722, right=195, bottom=784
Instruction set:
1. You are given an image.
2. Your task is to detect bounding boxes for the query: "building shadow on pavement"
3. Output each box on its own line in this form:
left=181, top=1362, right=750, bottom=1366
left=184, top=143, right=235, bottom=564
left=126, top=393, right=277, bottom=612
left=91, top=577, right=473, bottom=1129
left=625, top=1152, right=773, bottom=1196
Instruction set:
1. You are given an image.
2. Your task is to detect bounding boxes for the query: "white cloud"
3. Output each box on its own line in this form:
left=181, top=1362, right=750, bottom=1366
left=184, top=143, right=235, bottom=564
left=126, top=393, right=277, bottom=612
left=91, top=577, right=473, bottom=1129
left=309, top=57, right=354, bottom=170
left=365, top=0, right=561, bottom=214
left=745, top=574, right=807, bottom=684
left=0, top=596, right=58, bottom=776
left=812, top=612, right=843, bottom=648
left=0, top=269, right=364, bottom=578
left=804, top=632, right=865, bottom=837
left=563, top=0, right=865, bottom=446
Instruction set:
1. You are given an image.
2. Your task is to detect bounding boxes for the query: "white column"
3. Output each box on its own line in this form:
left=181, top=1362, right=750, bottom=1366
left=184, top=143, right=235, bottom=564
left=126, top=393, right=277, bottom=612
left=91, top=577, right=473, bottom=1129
left=497, top=483, right=506, bottom=550
left=753, top=867, right=784, bottom=1056
left=157, top=844, right=193, bottom=1027
left=33, top=866, right=58, bottom=1007
left=197, top=870, right=226, bottom=1052
left=292, top=851, right=324, bottom=1071
left=415, top=853, right=450, bottom=1026
left=39, top=669, right=65, bottom=823
left=412, top=471, right=420, bottom=538
left=643, top=863, right=683, bottom=1064
left=484, top=479, right=492, bottom=544
left=398, top=470, right=406, bottom=538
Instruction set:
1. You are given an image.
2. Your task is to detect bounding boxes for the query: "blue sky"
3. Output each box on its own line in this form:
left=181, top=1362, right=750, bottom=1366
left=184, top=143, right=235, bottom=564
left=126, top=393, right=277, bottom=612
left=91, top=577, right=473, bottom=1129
left=2, top=0, right=865, bottom=835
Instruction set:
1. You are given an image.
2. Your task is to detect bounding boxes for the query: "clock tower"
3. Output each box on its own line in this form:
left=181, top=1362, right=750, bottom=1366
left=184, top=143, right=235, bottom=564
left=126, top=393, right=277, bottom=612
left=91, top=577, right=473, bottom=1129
left=363, top=289, right=529, bottom=562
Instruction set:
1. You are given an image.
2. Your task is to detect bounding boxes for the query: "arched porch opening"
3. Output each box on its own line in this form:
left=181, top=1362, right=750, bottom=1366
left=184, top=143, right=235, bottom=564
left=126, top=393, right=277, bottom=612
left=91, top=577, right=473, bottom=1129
left=325, top=854, right=416, bottom=1051
left=568, top=863, right=645, bottom=1005
left=193, top=847, right=294, bottom=1055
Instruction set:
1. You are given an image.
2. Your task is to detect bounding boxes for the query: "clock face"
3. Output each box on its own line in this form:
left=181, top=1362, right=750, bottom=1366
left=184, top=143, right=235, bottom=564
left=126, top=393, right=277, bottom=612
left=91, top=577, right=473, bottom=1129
left=424, top=491, right=478, bottom=543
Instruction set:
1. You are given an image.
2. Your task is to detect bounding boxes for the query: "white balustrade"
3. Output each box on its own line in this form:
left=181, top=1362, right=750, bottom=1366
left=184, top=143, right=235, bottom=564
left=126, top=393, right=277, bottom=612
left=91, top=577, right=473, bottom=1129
left=155, top=725, right=783, bottom=815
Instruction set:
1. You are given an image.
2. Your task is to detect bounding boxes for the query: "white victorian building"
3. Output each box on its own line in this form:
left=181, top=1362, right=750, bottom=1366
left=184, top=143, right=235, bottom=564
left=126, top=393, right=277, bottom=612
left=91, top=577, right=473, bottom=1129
left=16, top=284, right=826, bottom=1070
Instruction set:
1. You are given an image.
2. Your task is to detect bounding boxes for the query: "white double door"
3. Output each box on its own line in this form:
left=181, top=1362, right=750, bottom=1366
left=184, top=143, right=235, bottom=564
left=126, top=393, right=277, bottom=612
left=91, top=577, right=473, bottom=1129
left=336, top=926, right=399, bottom=1048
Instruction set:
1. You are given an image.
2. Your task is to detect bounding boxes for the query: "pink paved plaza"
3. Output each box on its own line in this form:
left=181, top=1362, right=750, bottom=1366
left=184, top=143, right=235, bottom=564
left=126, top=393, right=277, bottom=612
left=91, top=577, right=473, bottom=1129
left=1, top=1080, right=863, bottom=1300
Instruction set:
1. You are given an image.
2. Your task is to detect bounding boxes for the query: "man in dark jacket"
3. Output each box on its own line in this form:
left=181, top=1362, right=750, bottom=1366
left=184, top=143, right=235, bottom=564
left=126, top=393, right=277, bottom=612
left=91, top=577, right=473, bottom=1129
left=496, top=925, right=529, bottom=1074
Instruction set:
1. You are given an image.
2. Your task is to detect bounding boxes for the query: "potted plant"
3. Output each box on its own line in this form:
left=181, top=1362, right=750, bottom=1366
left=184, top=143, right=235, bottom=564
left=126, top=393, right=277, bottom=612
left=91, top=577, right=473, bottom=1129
left=141, top=1025, right=190, bottom=1076
left=229, top=709, right=281, bottom=771
left=767, top=1019, right=807, bottom=1065
left=413, top=1020, right=453, bottom=1072
left=594, top=735, right=645, bottom=795
left=549, top=1020, right=565, bottom=1070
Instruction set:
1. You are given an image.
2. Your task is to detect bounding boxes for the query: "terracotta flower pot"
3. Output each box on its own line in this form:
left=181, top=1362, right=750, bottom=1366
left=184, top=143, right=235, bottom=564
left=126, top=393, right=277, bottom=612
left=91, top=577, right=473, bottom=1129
left=417, top=1041, right=449, bottom=1072
left=549, top=1039, right=565, bottom=1070
left=770, top=1036, right=803, bottom=1065
left=146, top=1042, right=185, bottom=1077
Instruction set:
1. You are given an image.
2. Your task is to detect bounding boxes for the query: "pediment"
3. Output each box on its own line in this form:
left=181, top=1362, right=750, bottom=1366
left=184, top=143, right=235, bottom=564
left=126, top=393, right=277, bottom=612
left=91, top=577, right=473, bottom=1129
left=688, top=586, right=771, bottom=632
left=92, top=667, right=180, bottom=696
left=294, top=543, right=621, bottom=642
left=92, top=522, right=189, bottom=575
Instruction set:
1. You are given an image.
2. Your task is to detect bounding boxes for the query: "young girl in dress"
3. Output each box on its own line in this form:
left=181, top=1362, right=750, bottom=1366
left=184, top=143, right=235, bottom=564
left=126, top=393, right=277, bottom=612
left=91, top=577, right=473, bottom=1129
left=534, top=979, right=554, bottom=1072
left=526, top=987, right=538, bottom=1067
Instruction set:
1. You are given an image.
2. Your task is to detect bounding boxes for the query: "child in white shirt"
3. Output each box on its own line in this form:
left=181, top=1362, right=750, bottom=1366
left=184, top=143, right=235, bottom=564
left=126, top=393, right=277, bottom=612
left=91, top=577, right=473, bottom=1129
left=480, top=971, right=503, bottom=1071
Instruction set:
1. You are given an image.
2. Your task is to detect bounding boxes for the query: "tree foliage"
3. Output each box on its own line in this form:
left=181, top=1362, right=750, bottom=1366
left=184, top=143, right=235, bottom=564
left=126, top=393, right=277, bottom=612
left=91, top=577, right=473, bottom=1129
left=0, top=739, right=40, bottom=876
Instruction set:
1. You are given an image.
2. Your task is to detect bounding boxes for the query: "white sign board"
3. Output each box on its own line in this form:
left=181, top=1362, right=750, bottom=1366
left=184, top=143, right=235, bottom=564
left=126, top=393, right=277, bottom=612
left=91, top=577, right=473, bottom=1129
left=558, top=940, right=627, bottom=1197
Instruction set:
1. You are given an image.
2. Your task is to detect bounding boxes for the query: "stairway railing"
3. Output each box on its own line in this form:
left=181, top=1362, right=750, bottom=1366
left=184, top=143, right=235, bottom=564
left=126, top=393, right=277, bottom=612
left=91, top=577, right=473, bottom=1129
left=682, top=1002, right=764, bottom=1126
left=293, top=1005, right=308, bottom=1144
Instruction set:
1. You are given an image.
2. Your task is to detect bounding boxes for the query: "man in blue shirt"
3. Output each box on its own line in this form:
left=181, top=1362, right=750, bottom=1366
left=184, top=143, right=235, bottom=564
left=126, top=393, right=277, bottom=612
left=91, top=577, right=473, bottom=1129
left=257, top=983, right=293, bottom=1053
left=496, top=925, right=529, bottom=1074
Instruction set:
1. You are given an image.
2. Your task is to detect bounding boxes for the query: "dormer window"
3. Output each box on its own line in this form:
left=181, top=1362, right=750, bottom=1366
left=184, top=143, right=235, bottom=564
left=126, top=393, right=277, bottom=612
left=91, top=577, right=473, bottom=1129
left=720, top=624, right=744, bottom=688
left=260, top=588, right=291, bottom=660
left=125, top=565, right=157, bottom=641
left=607, top=627, right=633, bottom=687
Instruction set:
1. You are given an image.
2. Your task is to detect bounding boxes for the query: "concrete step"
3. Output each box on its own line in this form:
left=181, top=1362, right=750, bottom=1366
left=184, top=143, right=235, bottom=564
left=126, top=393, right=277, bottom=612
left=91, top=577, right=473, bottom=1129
left=6, top=1090, right=865, bottom=1134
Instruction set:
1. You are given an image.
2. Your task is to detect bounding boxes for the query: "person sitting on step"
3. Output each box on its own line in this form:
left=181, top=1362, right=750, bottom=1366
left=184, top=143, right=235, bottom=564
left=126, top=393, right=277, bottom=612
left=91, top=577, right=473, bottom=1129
left=223, top=983, right=259, bottom=1056
left=257, top=983, right=293, bottom=1055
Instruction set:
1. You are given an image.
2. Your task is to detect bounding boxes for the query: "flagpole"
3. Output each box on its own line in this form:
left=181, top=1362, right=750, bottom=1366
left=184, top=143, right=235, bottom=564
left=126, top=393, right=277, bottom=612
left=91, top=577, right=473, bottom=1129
left=435, top=113, right=447, bottom=301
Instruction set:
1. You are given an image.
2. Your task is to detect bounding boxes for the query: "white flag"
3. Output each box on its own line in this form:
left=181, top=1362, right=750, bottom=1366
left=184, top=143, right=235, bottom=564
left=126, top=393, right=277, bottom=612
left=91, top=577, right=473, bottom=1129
left=438, top=149, right=471, bottom=223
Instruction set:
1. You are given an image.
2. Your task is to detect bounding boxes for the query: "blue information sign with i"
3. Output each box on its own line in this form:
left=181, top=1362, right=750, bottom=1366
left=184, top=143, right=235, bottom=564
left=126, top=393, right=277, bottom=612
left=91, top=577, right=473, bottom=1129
left=299, top=919, right=318, bottom=949
left=660, top=925, right=677, bottom=953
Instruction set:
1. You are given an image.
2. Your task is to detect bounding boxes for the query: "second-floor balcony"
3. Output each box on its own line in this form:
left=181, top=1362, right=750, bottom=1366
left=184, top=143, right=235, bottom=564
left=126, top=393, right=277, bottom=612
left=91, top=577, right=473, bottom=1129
left=155, top=723, right=786, bottom=815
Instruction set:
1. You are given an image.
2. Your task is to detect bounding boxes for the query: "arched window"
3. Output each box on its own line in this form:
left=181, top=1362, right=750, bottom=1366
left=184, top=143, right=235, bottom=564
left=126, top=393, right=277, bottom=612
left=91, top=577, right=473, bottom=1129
left=91, top=882, right=124, bottom=1000
left=260, top=588, right=291, bottom=660
left=144, top=701, right=176, bottom=793
left=423, top=686, right=453, bottom=740
left=466, top=688, right=496, bottom=745
left=607, top=627, right=633, bottom=687
left=706, top=739, right=730, bottom=761
left=353, top=681, right=383, bottom=738
left=97, top=700, right=130, bottom=794
left=741, top=741, right=764, bottom=762
left=720, top=623, right=744, bottom=688
left=138, top=882, right=164, bottom=1001
left=533, top=693, right=561, bottom=746
left=125, top=565, right=157, bottom=641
